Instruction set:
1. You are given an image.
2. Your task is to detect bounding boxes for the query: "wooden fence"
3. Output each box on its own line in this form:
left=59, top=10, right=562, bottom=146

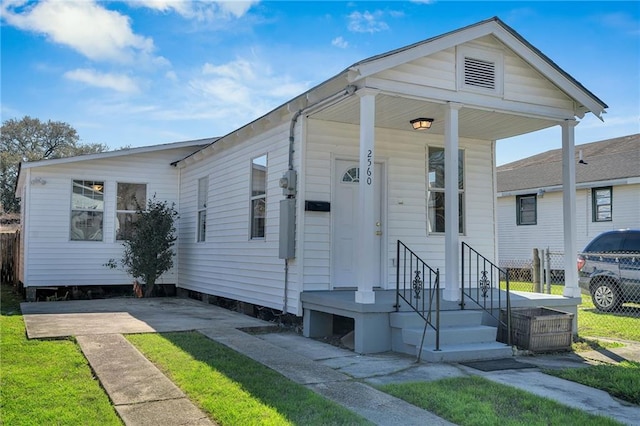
left=1, top=230, right=20, bottom=287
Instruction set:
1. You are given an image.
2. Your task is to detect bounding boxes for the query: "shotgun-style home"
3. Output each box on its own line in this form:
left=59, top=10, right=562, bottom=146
left=16, top=17, right=608, bottom=361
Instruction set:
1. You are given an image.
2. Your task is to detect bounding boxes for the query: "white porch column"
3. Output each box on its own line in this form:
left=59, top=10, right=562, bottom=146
left=355, top=88, right=379, bottom=304
left=444, top=102, right=463, bottom=301
left=562, top=120, right=581, bottom=298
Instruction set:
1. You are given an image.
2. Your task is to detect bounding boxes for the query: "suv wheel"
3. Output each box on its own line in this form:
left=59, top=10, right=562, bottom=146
left=591, top=280, right=621, bottom=312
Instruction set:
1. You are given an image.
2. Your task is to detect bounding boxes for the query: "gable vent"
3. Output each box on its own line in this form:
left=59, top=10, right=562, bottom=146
left=464, top=57, right=496, bottom=90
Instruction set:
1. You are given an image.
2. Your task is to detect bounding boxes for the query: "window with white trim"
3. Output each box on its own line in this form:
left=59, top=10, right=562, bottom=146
left=116, top=183, right=147, bottom=240
left=197, top=177, right=208, bottom=242
left=250, top=155, right=267, bottom=239
left=70, top=180, right=104, bottom=241
left=592, top=187, right=612, bottom=222
left=516, top=194, right=537, bottom=226
left=427, top=147, right=464, bottom=234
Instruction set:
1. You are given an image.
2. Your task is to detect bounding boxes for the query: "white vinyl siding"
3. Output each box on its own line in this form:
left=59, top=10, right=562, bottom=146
left=177, top=123, right=297, bottom=313
left=21, top=147, right=194, bottom=287
left=498, top=183, right=640, bottom=266
left=305, top=119, right=496, bottom=290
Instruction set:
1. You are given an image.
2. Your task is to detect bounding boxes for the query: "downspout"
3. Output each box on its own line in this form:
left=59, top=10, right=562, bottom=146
left=281, top=84, right=357, bottom=314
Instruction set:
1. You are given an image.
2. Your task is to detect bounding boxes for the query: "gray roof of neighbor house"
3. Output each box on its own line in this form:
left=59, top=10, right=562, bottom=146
left=497, top=134, right=640, bottom=193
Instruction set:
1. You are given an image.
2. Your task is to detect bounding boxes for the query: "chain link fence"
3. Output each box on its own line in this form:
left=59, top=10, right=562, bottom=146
left=501, top=249, right=640, bottom=343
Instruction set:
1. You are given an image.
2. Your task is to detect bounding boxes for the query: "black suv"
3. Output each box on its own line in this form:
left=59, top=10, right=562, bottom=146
left=578, top=229, right=640, bottom=311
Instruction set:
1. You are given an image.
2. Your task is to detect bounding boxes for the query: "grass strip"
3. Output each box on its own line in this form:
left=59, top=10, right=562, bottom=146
left=127, top=331, right=372, bottom=426
left=546, top=361, right=640, bottom=405
left=0, top=284, right=122, bottom=425
left=378, top=376, right=622, bottom=426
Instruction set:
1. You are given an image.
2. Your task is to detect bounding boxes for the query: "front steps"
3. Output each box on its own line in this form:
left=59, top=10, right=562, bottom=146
left=390, top=310, right=513, bottom=363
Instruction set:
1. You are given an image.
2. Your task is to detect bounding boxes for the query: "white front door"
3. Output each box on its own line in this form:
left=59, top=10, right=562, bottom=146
left=332, top=160, right=383, bottom=288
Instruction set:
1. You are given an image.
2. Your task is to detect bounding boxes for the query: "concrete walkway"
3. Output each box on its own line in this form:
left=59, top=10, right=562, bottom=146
left=21, top=298, right=640, bottom=426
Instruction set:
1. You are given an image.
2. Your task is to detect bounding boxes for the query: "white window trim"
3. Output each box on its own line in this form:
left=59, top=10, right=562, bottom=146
left=197, top=176, right=208, bottom=242
left=426, top=147, right=465, bottom=235
left=250, top=154, right=267, bottom=240
left=456, top=44, right=504, bottom=97
left=116, top=182, right=147, bottom=241
left=70, top=179, right=105, bottom=242
left=516, top=194, right=537, bottom=226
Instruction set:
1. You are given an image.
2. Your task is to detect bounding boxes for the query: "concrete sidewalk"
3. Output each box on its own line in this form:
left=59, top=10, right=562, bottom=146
left=21, top=298, right=640, bottom=426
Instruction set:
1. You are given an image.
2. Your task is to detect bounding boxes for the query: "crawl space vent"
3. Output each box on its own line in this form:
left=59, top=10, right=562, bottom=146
left=464, top=57, right=496, bottom=90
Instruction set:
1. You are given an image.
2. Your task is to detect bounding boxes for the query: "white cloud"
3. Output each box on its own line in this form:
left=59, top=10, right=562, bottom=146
left=347, top=10, right=389, bottom=34
left=64, top=68, right=139, bottom=93
left=129, top=0, right=259, bottom=20
left=184, top=57, right=309, bottom=122
left=332, top=36, right=349, bottom=49
left=1, top=0, right=157, bottom=64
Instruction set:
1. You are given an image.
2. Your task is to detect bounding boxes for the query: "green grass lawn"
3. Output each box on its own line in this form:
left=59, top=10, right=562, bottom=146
left=0, top=285, right=122, bottom=425
left=378, top=376, right=623, bottom=426
left=546, top=361, right=640, bottom=405
left=127, top=331, right=372, bottom=426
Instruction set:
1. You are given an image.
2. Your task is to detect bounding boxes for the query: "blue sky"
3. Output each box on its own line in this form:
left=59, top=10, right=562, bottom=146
left=1, top=1, right=638, bottom=165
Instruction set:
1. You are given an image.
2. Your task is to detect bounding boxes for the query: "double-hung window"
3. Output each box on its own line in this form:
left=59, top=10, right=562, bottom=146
left=592, top=187, right=612, bottom=222
left=427, top=147, right=464, bottom=234
left=116, top=183, right=147, bottom=240
left=250, top=155, right=267, bottom=239
left=197, top=177, right=208, bottom=242
left=516, top=194, right=537, bottom=225
left=70, top=180, right=104, bottom=241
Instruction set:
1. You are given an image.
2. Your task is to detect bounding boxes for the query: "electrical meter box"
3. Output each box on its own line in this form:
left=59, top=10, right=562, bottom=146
left=279, top=199, right=296, bottom=259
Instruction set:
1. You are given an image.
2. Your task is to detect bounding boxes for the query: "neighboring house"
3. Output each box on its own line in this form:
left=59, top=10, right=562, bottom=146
left=16, top=17, right=608, bottom=360
left=497, top=134, right=640, bottom=269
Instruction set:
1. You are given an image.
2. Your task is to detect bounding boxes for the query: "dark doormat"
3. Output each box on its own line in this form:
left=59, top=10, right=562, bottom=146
left=460, top=358, right=537, bottom=372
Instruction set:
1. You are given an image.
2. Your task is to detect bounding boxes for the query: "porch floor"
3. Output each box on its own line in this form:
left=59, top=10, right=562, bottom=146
left=300, top=289, right=581, bottom=357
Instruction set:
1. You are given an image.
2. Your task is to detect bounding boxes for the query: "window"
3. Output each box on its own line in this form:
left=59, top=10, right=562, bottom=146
left=70, top=180, right=104, bottom=241
left=250, top=155, right=267, bottom=239
left=116, top=183, right=147, bottom=240
left=197, top=177, right=208, bottom=242
left=516, top=194, right=537, bottom=225
left=592, top=187, right=612, bottom=222
left=427, top=147, right=464, bottom=234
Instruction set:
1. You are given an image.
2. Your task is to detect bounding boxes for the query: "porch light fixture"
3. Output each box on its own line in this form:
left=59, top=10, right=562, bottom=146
left=410, top=117, right=434, bottom=131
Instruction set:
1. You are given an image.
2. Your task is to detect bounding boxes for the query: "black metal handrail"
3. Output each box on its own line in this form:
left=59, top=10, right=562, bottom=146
left=461, top=242, right=511, bottom=345
left=396, top=240, right=440, bottom=353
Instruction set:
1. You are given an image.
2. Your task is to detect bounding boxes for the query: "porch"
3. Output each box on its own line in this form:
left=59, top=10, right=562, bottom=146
left=301, top=289, right=581, bottom=362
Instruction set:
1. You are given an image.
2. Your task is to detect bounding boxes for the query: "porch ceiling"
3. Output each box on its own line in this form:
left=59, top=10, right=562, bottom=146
left=310, top=94, right=558, bottom=141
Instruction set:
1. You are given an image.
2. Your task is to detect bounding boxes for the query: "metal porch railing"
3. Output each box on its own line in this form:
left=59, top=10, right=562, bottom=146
left=461, top=242, right=512, bottom=345
left=396, top=240, right=440, bottom=356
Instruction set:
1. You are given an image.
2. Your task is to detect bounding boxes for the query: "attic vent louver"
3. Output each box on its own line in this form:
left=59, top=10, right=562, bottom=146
left=464, top=57, right=496, bottom=90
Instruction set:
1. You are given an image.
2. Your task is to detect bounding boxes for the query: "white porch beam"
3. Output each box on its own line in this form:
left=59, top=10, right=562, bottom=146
left=355, top=88, right=379, bottom=304
left=562, top=120, right=581, bottom=298
left=444, top=102, right=463, bottom=301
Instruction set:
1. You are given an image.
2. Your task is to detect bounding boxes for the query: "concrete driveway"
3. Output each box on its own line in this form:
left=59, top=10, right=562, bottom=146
left=21, top=297, right=273, bottom=339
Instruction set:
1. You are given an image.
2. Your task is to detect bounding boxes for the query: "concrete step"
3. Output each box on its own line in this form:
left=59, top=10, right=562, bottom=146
left=420, top=342, right=513, bottom=363
left=390, top=310, right=484, bottom=329
left=403, top=325, right=498, bottom=347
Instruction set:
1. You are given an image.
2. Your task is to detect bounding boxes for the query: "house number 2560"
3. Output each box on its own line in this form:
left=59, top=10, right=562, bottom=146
left=366, top=150, right=373, bottom=185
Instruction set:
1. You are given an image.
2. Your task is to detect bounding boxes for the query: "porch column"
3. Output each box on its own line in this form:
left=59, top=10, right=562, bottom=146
left=562, top=120, right=581, bottom=298
left=355, top=88, right=379, bottom=304
left=444, top=102, right=463, bottom=301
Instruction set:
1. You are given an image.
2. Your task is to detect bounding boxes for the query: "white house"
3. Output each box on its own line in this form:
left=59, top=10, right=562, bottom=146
left=15, top=140, right=211, bottom=294
left=497, top=134, right=640, bottom=270
left=17, top=17, right=608, bottom=360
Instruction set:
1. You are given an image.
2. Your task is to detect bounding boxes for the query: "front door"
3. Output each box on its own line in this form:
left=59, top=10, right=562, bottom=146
left=332, top=160, right=383, bottom=288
